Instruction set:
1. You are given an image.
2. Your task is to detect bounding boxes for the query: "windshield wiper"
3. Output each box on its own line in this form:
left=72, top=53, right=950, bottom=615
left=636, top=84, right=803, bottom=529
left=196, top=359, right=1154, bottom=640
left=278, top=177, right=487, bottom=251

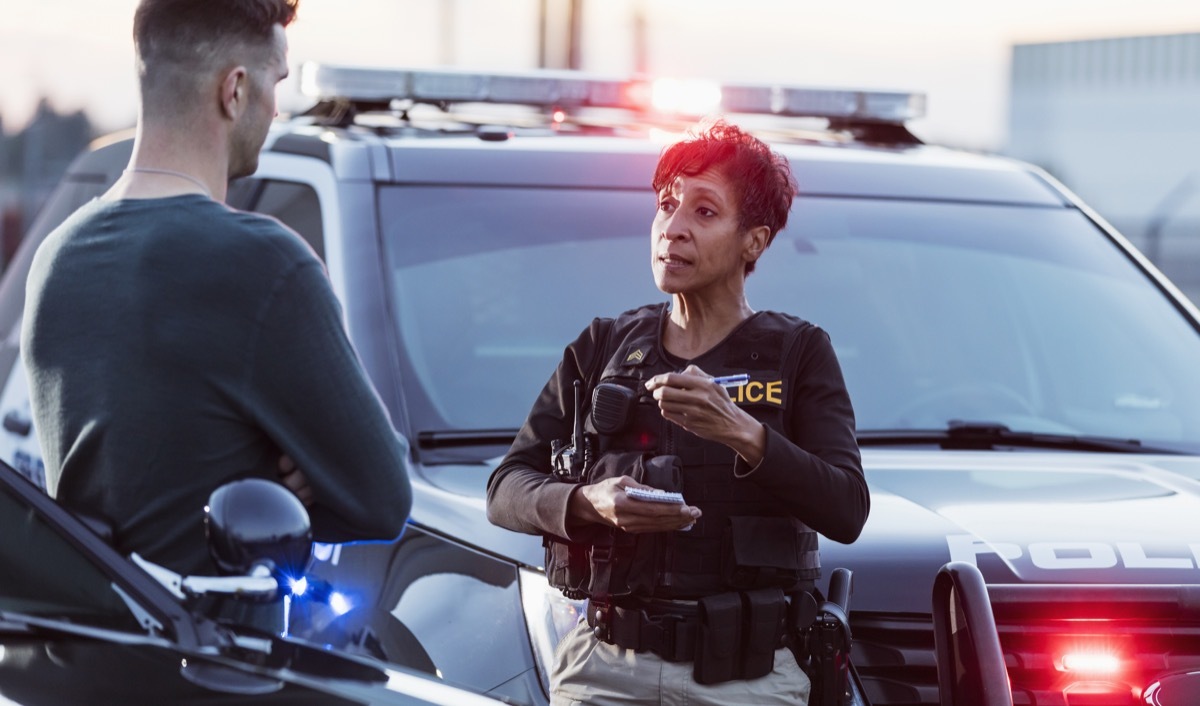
left=416, top=428, right=519, bottom=449
left=857, top=421, right=1185, bottom=454
left=0, top=610, right=173, bottom=647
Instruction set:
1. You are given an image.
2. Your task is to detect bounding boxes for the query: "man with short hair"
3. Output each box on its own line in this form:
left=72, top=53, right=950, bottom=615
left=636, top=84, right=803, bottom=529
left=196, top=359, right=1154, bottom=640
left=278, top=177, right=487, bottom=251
left=21, top=0, right=412, bottom=577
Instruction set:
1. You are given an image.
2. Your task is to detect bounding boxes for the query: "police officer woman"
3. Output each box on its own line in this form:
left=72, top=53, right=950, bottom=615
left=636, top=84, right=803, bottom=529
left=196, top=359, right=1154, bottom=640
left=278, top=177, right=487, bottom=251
left=486, top=120, right=868, bottom=705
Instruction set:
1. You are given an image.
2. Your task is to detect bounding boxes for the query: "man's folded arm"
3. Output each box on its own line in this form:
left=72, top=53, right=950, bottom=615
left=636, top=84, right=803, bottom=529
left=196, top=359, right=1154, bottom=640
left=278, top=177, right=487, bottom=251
left=248, top=260, right=412, bottom=543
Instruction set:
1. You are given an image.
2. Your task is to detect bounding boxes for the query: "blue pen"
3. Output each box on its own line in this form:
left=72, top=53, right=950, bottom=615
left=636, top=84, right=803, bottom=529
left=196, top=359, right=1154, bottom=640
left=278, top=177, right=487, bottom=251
left=712, top=374, right=749, bottom=388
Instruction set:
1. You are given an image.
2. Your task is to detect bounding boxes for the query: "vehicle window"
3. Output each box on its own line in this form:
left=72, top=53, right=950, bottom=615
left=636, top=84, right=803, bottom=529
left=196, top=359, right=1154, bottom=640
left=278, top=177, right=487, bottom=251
left=777, top=198, right=1200, bottom=446
left=381, top=186, right=658, bottom=434
left=248, top=180, right=325, bottom=261
left=225, top=177, right=263, bottom=212
left=381, top=188, right=1200, bottom=451
left=0, top=480, right=141, bottom=631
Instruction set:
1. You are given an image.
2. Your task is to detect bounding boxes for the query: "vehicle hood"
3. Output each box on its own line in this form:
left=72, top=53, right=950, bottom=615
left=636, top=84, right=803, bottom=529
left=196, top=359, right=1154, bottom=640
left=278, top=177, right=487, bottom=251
left=0, top=617, right=504, bottom=705
left=413, top=449, right=1200, bottom=615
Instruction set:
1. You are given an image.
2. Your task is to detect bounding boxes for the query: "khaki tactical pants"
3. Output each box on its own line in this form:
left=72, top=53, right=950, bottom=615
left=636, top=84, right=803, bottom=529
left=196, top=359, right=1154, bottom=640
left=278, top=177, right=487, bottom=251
left=550, top=621, right=811, bottom=706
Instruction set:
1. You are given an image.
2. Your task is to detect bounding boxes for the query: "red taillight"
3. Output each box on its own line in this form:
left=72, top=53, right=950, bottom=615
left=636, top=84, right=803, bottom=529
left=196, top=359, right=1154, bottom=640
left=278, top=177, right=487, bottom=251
left=1060, top=651, right=1123, bottom=676
left=1055, top=641, right=1138, bottom=705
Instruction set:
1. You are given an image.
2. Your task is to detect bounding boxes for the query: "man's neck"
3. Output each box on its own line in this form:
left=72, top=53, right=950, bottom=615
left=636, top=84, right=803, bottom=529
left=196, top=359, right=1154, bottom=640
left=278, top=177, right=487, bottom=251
left=112, top=120, right=229, bottom=202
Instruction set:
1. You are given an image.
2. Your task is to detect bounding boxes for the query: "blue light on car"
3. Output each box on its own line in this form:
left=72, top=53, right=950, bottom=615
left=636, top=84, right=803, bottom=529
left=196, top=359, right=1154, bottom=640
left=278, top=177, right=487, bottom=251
left=329, top=591, right=352, bottom=616
left=288, top=576, right=309, bottom=597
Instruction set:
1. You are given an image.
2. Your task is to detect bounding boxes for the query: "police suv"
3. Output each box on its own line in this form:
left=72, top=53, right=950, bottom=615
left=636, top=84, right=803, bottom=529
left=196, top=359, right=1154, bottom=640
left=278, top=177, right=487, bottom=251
left=2, top=64, right=1200, bottom=706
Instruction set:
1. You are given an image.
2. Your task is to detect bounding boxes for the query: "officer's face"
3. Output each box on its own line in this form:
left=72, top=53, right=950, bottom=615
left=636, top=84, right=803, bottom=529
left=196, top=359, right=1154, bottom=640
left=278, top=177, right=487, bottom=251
left=651, top=169, right=755, bottom=297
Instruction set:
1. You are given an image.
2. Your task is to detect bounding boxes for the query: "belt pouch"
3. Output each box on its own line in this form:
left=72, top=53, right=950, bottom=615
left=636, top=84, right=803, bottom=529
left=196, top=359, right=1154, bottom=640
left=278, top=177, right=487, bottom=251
left=694, top=593, right=742, bottom=685
left=609, top=605, right=642, bottom=650
left=721, top=516, right=802, bottom=589
left=543, top=535, right=592, bottom=597
left=741, top=587, right=786, bottom=680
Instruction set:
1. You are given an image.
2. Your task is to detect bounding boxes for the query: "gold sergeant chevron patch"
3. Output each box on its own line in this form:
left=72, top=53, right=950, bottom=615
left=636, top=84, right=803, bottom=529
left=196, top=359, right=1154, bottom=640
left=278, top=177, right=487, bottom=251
left=625, top=348, right=645, bottom=363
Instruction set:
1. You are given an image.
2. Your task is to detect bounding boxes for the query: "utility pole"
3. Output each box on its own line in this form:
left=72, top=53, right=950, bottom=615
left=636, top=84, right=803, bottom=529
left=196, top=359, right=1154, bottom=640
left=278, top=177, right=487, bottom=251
left=539, top=0, right=583, bottom=70
left=440, top=0, right=457, bottom=65
left=568, top=0, right=583, bottom=70
left=632, top=0, right=648, bottom=75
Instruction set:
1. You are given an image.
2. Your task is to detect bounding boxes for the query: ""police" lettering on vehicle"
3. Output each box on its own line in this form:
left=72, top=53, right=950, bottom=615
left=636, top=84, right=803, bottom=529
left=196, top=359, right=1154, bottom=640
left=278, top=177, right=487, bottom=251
left=948, top=534, right=1200, bottom=570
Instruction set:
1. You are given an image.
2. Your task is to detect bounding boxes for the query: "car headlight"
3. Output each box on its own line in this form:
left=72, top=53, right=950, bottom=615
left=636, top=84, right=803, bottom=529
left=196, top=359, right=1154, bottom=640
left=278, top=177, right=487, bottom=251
left=518, top=568, right=586, bottom=691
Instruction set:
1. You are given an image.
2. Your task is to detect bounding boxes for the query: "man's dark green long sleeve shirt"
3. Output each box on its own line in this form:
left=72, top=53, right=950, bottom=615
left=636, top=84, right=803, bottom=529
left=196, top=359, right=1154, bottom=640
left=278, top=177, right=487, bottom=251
left=22, top=194, right=412, bottom=576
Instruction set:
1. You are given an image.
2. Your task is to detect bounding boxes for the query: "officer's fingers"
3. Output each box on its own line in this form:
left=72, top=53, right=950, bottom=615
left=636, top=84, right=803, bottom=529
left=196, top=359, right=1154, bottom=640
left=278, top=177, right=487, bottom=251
left=657, top=394, right=716, bottom=424
left=645, top=370, right=705, bottom=392
left=634, top=504, right=700, bottom=532
left=611, top=475, right=652, bottom=490
left=669, top=506, right=700, bottom=531
left=643, top=372, right=673, bottom=392
left=650, top=384, right=696, bottom=404
left=657, top=405, right=688, bottom=427
left=604, top=481, right=661, bottom=521
left=666, top=370, right=712, bottom=390
left=618, top=502, right=691, bottom=532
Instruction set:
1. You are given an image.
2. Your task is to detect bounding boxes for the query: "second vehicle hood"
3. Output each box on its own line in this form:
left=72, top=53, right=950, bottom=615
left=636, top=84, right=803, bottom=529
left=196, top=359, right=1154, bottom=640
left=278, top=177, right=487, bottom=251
left=414, top=448, right=1200, bottom=615
left=825, top=449, right=1200, bottom=614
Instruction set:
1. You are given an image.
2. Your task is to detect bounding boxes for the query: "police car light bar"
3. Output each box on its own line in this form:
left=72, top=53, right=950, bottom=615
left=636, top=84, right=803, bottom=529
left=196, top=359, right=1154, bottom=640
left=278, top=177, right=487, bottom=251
left=299, top=63, right=626, bottom=108
left=719, top=82, right=926, bottom=122
left=298, top=63, right=926, bottom=124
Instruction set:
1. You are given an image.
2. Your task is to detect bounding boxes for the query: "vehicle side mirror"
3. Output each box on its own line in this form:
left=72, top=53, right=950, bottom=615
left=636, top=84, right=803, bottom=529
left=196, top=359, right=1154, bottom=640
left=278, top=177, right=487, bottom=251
left=185, top=478, right=315, bottom=637
left=205, top=477, right=312, bottom=579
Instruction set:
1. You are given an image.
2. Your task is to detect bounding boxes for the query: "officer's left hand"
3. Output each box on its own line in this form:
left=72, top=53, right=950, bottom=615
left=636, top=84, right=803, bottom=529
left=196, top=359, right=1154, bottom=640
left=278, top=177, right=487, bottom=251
left=278, top=454, right=315, bottom=507
left=644, top=365, right=767, bottom=466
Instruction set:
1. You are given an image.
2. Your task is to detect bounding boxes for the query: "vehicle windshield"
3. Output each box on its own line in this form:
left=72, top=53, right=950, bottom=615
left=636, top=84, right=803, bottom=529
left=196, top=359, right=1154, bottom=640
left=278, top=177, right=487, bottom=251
left=0, top=477, right=141, bottom=631
left=380, top=187, right=1200, bottom=453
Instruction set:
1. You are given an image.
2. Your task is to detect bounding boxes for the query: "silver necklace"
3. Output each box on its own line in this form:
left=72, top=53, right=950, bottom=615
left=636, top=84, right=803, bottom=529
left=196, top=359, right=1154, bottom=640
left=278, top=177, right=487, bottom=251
left=124, top=167, right=212, bottom=199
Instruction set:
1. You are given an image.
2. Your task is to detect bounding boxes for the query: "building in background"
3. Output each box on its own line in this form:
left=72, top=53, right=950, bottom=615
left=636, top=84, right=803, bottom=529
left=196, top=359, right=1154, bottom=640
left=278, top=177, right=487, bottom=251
left=0, top=100, right=94, bottom=270
left=1007, top=32, right=1200, bottom=302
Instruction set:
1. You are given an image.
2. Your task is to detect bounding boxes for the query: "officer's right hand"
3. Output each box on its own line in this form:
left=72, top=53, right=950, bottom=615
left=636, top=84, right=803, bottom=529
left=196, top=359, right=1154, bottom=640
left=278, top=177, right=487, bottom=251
left=570, top=476, right=700, bottom=533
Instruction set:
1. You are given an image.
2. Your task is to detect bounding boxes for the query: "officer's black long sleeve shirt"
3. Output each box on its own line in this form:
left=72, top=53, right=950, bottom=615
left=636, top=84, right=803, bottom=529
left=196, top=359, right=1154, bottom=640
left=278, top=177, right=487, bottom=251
left=487, top=311, right=869, bottom=546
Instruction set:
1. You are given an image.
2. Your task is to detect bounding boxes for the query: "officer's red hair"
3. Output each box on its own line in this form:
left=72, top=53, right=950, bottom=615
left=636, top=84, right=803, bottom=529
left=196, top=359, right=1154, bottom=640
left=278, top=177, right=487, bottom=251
left=652, top=120, right=798, bottom=275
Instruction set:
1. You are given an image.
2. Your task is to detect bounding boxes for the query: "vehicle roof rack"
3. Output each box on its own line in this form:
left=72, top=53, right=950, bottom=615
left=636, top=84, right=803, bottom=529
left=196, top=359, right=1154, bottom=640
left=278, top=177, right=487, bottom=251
left=298, top=63, right=925, bottom=145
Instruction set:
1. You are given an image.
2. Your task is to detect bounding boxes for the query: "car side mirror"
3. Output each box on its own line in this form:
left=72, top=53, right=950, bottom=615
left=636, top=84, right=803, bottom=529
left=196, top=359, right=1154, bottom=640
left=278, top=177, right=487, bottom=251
left=133, top=478, right=314, bottom=637
left=194, top=478, right=314, bottom=637
left=206, top=477, right=312, bottom=579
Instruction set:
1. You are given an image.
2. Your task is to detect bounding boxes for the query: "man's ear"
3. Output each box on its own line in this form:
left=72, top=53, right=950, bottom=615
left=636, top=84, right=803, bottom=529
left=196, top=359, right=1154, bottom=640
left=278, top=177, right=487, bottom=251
left=743, top=225, right=771, bottom=264
left=219, top=66, right=248, bottom=121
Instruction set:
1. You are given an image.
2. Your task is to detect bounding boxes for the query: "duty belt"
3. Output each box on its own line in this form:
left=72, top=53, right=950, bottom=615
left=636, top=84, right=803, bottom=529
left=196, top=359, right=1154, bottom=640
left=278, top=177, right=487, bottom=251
left=585, top=590, right=813, bottom=664
left=586, top=598, right=701, bottom=662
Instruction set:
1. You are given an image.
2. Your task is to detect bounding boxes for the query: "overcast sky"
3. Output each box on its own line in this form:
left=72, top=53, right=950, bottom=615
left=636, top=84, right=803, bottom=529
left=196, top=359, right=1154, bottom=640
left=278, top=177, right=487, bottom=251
left=2, top=0, right=1199, bottom=151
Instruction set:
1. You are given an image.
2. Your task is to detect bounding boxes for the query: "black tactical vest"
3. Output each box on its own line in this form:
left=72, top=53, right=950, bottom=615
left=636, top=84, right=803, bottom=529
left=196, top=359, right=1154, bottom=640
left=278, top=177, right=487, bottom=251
left=545, top=304, right=821, bottom=601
